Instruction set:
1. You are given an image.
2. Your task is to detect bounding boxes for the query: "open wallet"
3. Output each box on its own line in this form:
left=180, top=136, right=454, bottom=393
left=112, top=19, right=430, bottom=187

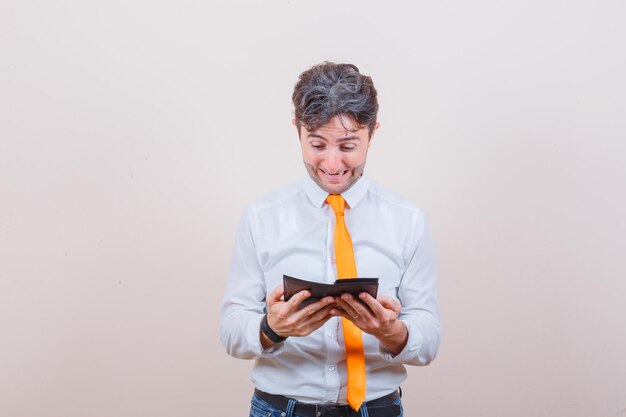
left=283, top=274, right=379, bottom=308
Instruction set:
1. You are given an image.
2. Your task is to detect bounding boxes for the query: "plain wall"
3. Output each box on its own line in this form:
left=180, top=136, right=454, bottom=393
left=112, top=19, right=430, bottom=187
left=1, top=1, right=625, bottom=416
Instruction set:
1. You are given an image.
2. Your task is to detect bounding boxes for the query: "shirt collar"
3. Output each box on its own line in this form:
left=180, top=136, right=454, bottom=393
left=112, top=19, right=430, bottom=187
left=342, top=173, right=369, bottom=208
left=303, top=174, right=370, bottom=209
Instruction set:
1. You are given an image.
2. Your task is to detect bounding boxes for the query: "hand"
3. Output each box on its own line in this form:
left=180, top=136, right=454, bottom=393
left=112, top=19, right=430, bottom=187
left=331, top=293, right=408, bottom=354
left=265, top=284, right=336, bottom=339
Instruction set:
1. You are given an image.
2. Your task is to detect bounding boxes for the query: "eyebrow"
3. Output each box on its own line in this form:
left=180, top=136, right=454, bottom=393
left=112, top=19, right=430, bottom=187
left=307, top=133, right=361, bottom=142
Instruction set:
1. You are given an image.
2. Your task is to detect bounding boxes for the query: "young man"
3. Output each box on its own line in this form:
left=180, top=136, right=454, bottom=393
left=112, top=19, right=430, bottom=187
left=220, top=62, right=440, bottom=417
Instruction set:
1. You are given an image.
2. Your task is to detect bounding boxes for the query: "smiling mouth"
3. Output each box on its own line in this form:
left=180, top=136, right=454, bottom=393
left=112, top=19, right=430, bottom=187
left=321, top=169, right=348, bottom=177
left=319, top=169, right=349, bottom=184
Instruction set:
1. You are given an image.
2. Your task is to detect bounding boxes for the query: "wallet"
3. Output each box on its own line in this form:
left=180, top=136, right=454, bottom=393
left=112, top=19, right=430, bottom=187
left=283, top=274, right=379, bottom=308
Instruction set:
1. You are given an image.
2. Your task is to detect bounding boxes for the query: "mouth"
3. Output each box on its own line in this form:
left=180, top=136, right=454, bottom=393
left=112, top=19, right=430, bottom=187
left=320, top=169, right=349, bottom=182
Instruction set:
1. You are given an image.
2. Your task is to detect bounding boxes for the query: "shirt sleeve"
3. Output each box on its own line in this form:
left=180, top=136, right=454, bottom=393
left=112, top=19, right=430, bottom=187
left=219, top=207, right=284, bottom=359
left=380, top=211, right=441, bottom=365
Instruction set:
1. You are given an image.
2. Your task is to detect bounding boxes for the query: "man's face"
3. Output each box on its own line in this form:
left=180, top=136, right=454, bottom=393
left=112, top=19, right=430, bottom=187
left=298, top=115, right=377, bottom=195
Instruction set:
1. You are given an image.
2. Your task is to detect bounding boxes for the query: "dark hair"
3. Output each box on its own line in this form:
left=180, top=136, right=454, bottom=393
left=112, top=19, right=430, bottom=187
left=292, top=62, right=378, bottom=135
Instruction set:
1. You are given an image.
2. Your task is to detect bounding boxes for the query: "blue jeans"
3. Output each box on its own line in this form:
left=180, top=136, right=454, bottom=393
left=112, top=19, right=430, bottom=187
left=249, top=392, right=403, bottom=417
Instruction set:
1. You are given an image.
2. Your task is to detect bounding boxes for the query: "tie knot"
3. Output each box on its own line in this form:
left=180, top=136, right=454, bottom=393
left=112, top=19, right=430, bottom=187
left=326, top=194, right=346, bottom=215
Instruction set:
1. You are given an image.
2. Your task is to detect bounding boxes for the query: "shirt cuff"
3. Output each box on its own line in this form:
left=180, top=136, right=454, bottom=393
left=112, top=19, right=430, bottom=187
left=249, top=314, right=285, bottom=356
left=378, top=319, right=420, bottom=362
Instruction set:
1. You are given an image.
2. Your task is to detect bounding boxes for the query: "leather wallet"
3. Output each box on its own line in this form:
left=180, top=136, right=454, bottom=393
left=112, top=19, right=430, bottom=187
left=283, top=274, right=379, bottom=308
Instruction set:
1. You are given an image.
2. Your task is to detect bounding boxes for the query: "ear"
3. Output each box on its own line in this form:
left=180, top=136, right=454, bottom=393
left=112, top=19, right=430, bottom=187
left=368, top=122, right=380, bottom=147
left=292, top=119, right=302, bottom=139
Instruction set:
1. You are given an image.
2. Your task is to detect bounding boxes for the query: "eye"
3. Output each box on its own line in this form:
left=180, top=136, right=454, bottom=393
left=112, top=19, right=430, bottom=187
left=341, top=144, right=357, bottom=151
left=311, top=142, right=325, bottom=150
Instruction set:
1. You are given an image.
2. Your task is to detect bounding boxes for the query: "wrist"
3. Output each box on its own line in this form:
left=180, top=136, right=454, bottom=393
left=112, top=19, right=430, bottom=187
left=260, top=314, right=287, bottom=343
left=379, top=320, right=408, bottom=355
left=374, top=319, right=403, bottom=339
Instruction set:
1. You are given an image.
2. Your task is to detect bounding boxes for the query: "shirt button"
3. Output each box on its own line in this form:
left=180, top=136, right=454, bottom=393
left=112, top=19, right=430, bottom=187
left=328, top=332, right=333, bottom=338
left=329, top=366, right=335, bottom=371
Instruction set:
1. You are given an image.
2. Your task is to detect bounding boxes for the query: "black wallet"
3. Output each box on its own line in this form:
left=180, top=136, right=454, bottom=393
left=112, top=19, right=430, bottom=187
left=283, top=274, right=379, bottom=308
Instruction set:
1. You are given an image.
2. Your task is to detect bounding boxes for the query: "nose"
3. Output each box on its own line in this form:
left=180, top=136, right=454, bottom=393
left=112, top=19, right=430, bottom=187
left=324, top=149, right=342, bottom=173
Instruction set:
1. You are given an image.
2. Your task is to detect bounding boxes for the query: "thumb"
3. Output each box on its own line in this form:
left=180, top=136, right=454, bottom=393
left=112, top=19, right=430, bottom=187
left=378, top=295, right=402, bottom=314
left=266, top=284, right=285, bottom=305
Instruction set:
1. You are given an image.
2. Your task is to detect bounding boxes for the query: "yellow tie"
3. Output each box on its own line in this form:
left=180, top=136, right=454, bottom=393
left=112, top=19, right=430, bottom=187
left=326, top=194, right=366, bottom=411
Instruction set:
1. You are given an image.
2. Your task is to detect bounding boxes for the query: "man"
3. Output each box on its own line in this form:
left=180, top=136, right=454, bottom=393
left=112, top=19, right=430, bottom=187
left=219, top=62, right=440, bottom=417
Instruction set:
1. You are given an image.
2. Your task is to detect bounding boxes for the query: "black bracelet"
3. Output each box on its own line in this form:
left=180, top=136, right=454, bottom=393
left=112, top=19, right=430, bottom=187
left=261, top=314, right=287, bottom=343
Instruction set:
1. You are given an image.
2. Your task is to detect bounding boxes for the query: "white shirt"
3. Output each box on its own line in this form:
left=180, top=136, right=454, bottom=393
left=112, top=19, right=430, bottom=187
left=219, top=174, right=440, bottom=403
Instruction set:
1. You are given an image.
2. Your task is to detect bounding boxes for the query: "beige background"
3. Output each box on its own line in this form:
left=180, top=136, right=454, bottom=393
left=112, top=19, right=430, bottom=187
left=2, top=1, right=625, bottom=416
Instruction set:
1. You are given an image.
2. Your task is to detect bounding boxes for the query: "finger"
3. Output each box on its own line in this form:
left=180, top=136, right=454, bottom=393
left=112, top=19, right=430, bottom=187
left=292, top=304, right=335, bottom=337
left=358, top=292, right=387, bottom=317
left=377, top=295, right=402, bottom=314
left=304, top=302, right=336, bottom=324
left=294, top=296, right=335, bottom=321
left=266, top=284, right=285, bottom=305
left=284, top=289, right=311, bottom=312
left=329, top=307, right=368, bottom=332
left=302, top=310, right=335, bottom=335
left=341, top=293, right=372, bottom=318
left=330, top=307, right=349, bottom=319
left=334, top=297, right=359, bottom=319
left=337, top=294, right=367, bottom=320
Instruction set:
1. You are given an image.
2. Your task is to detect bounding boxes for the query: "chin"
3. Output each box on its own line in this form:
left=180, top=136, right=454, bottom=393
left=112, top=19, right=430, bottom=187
left=316, top=181, right=339, bottom=194
left=324, top=186, right=344, bottom=194
left=319, top=180, right=352, bottom=194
